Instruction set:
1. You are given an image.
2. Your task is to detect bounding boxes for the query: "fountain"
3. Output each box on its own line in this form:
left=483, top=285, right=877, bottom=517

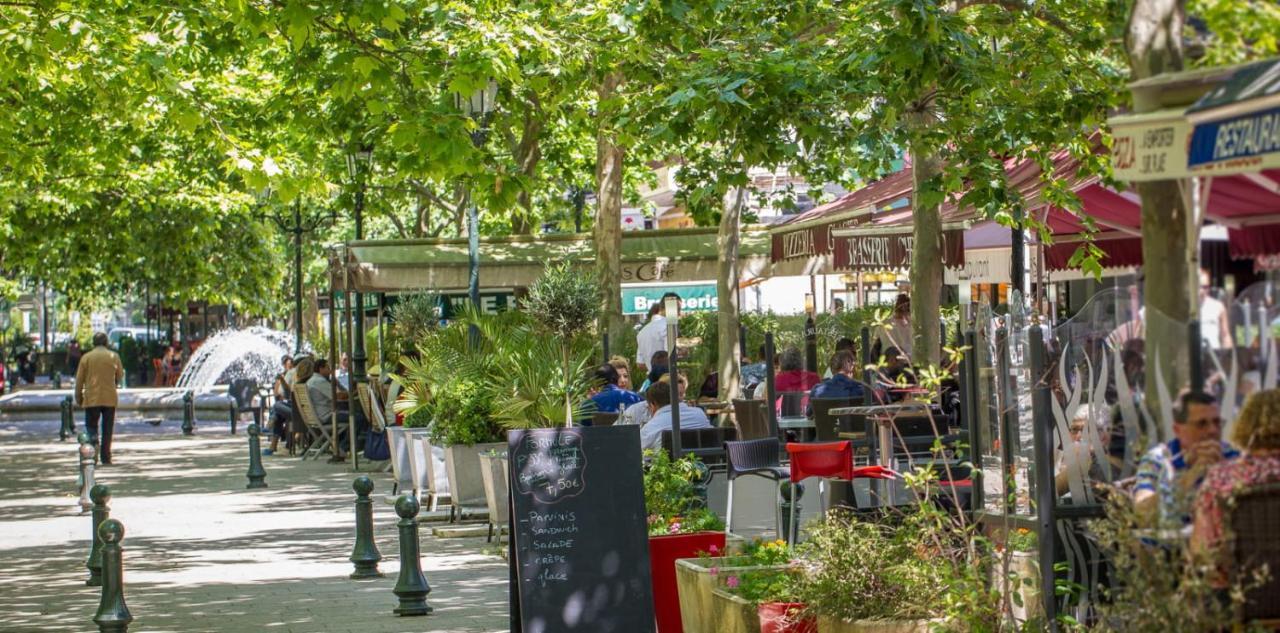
left=176, top=327, right=302, bottom=389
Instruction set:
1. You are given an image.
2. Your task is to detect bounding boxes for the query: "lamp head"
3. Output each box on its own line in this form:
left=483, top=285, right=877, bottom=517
left=454, top=78, right=499, bottom=117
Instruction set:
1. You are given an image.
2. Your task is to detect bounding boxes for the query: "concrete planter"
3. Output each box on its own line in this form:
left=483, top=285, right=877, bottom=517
left=386, top=426, right=414, bottom=495
left=709, top=586, right=762, bottom=633
left=992, top=550, right=1041, bottom=625
left=477, top=451, right=510, bottom=529
left=444, top=442, right=503, bottom=514
left=675, top=556, right=789, bottom=633
left=815, top=617, right=939, bottom=633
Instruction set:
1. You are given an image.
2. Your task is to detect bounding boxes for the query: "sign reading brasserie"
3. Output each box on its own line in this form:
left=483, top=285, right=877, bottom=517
left=832, top=229, right=965, bottom=271
left=621, top=284, right=717, bottom=315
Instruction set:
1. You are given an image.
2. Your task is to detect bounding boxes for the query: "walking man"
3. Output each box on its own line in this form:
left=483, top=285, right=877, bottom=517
left=76, top=332, right=124, bottom=465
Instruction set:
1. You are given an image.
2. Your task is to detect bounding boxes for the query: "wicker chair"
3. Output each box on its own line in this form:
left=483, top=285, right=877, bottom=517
left=290, top=384, right=348, bottom=460
left=1225, top=481, right=1280, bottom=625
left=731, top=399, right=772, bottom=440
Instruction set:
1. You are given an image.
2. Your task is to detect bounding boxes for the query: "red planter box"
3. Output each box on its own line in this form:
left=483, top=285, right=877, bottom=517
left=758, top=602, right=816, bottom=633
left=649, top=531, right=726, bottom=632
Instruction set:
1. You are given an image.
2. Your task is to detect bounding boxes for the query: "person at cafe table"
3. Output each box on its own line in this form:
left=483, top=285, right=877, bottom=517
left=1133, top=390, right=1238, bottom=527
left=809, top=350, right=867, bottom=405
left=586, top=363, right=643, bottom=419
left=640, top=373, right=711, bottom=450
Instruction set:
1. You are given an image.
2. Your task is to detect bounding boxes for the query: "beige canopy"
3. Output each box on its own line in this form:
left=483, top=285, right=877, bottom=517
left=329, top=227, right=775, bottom=293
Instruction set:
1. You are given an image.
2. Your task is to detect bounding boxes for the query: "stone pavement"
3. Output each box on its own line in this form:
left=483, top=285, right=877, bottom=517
left=0, top=417, right=508, bottom=633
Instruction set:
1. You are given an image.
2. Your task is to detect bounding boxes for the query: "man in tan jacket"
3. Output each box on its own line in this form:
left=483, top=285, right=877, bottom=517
left=75, top=332, right=124, bottom=464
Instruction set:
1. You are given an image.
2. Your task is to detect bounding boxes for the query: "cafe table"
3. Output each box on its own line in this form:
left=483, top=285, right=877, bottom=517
left=829, top=402, right=934, bottom=502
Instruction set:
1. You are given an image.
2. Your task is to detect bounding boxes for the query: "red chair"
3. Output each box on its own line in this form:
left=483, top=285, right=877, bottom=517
left=785, top=441, right=895, bottom=544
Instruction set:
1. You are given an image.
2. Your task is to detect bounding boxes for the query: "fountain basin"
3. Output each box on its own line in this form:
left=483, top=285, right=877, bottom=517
left=0, top=387, right=235, bottom=422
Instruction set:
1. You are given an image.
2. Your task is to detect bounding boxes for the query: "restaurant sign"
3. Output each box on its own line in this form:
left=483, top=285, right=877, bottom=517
left=1188, top=104, right=1280, bottom=175
left=621, top=284, right=717, bottom=315
left=1110, top=111, right=1192, bottom=181
left=832, top=229, right=965, bottom=272
left=771, top=217, right=864, bottom=261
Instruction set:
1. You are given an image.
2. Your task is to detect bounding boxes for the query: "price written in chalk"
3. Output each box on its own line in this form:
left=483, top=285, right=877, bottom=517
left=512, top=430, right=587, bottom=504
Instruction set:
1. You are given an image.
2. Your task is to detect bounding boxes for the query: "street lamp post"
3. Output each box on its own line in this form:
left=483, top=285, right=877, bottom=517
left=346, top=146, right=373, bottom=392
left=263, top=194, right=336, bottom=354
left=454, top=80, right=499, bottom=322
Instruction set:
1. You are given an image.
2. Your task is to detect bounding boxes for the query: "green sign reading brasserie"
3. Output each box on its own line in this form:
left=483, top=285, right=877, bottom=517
left=621, top=284, right=718, bottom=315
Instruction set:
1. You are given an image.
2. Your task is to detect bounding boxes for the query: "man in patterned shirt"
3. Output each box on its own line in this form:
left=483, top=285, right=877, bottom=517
left=1133, top=390, right=1239, bottom=526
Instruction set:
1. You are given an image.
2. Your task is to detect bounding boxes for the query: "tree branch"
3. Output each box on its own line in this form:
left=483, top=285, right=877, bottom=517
left=956, top=0, right=1075, bottom=36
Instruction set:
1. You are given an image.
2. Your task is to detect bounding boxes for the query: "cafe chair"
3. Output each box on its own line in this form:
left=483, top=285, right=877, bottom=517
left=1224, top=481, right=1280, bottom=625
left=731, top=399, right=772, bottom=440
left=723, top=438, right=790, bottom=536
left=227, top=379, right=261, bottom=435
left=778, top=391, right=807, bottom=418
left=660, top=427, right=739, bottom=468
left=810, top=397, right=858, bottom=442
left=785, top=441, right=895, bottom=545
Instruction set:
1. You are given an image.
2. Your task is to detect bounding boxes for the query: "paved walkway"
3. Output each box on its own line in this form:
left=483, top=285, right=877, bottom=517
left=0, top=418, right=508, bottom=633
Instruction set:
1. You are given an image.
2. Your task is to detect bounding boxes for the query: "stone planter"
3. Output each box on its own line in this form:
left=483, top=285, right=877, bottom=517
left=444, top=442, right=503, bottom=517
left=403, top=429, right=433, bottom=502
left=709, top=586, right=761, bottom=633
left=477, top=451, right=509, bottom=537
left=815, top=617, right=939, bottom=633
left=386, top=426, right=414, bottom=495
left=992, top=550, right=1041, bottom=625
left=676, top=556, right=788, bottom=633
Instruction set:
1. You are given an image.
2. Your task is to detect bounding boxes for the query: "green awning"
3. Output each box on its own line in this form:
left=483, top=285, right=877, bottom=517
left=331, top=227, right=774, bottom=292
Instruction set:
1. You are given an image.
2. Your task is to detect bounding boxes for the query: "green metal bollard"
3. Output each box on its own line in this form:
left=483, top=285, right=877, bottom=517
left=52, top=370, right=62, bottom=390
left=86, top=484, right=110, bottom=587
left=93, top=518, right=133, bottom=633
left=78, top=436, right=97, bottom=513
left=391, top=494, right=433, bottom=616
left=60, top=396, right=74, bottom=441
left=779, top=480, right=804, bottom=545
left=181, top=391, right=195, bottom=436
left=350, top=476, right=383, bottom=579
left=245, top=424, right=267, bottom=489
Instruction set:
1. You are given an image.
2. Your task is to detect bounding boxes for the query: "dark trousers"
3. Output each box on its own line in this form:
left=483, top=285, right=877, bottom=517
left=85, top=406, right=117, bottom=463
left=270, top=401, right=292, bottom=438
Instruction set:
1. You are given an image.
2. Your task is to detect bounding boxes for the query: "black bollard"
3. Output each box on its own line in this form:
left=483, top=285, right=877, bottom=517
left=79, top=435, right=97, bottom=513
left=93, top=518, right=133, bottom=633
left=350, top=476, right=383, bottom=579
left=780, top=480, right=804, bottom=545
left=181, top=391, right=195, bottom=435
left=245, top=423, right=267, bottom=489
left=392, top=494, right=433, bottom=616
left=86, top=484, right=110, bottom=587
left=61, top=396, right=74, bottom=441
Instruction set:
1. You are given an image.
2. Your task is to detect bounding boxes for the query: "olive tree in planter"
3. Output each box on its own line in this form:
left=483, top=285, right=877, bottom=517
left=521, top=261, right=600, bottom=427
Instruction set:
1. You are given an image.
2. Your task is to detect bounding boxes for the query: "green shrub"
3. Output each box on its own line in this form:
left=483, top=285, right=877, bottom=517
left=424, top=379, right=504, bottom=446
left=643, top=449, right=723, bottom=536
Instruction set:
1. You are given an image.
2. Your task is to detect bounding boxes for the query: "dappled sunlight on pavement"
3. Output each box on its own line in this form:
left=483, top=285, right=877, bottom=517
left=0, top=420, right=509, bottom=632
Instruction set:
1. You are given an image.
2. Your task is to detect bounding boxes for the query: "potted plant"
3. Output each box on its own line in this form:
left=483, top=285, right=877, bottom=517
left=477, top=447, right=509, bottom=540
left=992, top=526, right=1040, bottom=626
left=645, top=449, right=725, bottom=633
left=520, top=260, right=600, bottom=427
left=692, top=538, right=811, bottom=633
left=676, top=540, right=778, bottom=633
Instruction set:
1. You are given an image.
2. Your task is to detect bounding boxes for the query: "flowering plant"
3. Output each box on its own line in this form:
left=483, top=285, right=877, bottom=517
left=643, top=449, right=724, bottom=536
left=715, top=538, right=803, bottom=604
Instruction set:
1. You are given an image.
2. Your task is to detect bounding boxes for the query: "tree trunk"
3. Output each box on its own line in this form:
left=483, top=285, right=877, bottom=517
left=594, top=71, right=627, bottom=348
left=1128, top=0, right=1193, bottom=406
left=511, top=103, right=544, bottom=234
left=909, top=144, right=944, bottom=367
left=717, top=186, right=745, bottom=402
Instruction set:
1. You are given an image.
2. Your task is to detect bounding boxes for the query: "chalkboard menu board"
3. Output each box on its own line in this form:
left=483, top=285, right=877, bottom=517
left=508, top=425, right=655, bottom=633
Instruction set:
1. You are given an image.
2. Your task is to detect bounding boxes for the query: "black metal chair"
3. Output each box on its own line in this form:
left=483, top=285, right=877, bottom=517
left=227, top=379, right=260, bottom=435
left=1225, top=481, right=1280, bottom=625
left=731, top=399, right=771, bottom=440
left=723, top=438, right=789, bottom=536
left=778, top=391, right=806, bottom=418
left=659, top=427, right=738, bottom=467
left=811, top=397, right=857, bottom=442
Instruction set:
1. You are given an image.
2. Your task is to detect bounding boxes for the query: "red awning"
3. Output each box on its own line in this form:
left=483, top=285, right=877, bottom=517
left=769, top=169, right=914, bottom=262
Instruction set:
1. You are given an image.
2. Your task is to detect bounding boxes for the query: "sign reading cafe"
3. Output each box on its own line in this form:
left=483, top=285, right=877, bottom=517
left=831, top=229, right=965, bottom=272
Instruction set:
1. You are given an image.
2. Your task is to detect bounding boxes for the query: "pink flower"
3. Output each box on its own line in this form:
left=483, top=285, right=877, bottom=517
left=709, top=567, right=719, bottom=577
left=708, top=544, right=720, bottom=555
left=726, top=576, right=740, bottom=589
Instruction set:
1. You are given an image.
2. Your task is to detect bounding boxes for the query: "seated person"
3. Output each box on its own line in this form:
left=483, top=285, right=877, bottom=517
left=608, top=356, right=634, bottom=391
left=1133, top=390, right=1238, bottom=527
left=823, top=338, right=856, bottom=378
left=588, top=363, right=643, bottom=416
left=306, top=359, right=350, bottom=446
left=741, top=345, right=770, bottom=393
left=807, top=350, right=865, bottom=415
left=774, top=347, right=821, bottom=393
left=640, top=373, right=712, bottom=450
left=638, top=350, right=669, bottom=395
left=267, top=354, right=294, bottom=455
left=621, top=397, right=652, bottom=427
left=1192, top=388, right=1280, bottom=571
